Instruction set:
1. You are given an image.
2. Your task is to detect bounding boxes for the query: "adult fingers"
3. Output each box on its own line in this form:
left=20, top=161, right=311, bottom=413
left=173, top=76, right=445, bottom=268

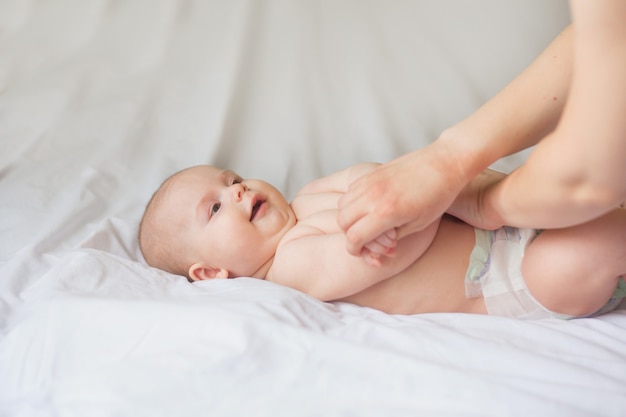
left=336, top=181, right=368, bottom=232
left=336, top=198, right=357, bottom=233
left=343, top=214, right=399, bottom=257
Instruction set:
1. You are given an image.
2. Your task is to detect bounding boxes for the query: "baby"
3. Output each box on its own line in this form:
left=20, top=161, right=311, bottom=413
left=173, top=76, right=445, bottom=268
left=139, top=163, right=626, bottom=319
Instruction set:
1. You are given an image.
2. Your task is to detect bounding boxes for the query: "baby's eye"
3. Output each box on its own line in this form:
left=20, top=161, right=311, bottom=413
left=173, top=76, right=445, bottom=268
left=211, top=203, right=221, bottom=216
left=231, top=177, right=243, bottom=185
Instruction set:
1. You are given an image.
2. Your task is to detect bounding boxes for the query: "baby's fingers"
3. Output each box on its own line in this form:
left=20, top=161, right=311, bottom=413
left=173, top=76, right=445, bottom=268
left=361, top=248, right=382, bottom=267
left=363, top=240, right=394, bottom=258
left=379, top=228, right=397, bottom=247
left=364, top=228, right=397, bottom=256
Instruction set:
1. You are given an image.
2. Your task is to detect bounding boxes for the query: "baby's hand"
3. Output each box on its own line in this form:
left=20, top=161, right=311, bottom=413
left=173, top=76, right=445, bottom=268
left=360, top=228, right=397, bottom=266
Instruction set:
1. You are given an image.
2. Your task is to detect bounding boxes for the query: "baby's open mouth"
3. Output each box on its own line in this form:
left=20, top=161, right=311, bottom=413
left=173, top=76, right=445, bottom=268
left=250, top=200, right=264, bottom=221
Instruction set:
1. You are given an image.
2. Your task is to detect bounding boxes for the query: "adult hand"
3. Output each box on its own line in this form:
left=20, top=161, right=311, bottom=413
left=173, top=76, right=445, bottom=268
left=337, top=142, right=470, bottom=258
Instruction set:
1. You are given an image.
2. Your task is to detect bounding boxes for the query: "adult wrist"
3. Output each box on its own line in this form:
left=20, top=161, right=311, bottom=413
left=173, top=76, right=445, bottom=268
left=436, top=125, right=496, bottom=184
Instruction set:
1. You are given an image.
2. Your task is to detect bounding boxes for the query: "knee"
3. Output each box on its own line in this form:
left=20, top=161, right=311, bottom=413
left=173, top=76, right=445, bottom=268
left=522, top=243, right=617, bottom=317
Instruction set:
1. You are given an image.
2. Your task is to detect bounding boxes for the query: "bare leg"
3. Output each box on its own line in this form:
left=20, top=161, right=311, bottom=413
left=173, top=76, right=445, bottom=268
left=522, top=208, right=626, bottom=317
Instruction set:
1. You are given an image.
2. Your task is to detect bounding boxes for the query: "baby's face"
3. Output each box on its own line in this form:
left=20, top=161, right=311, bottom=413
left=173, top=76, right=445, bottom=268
left=163, top=165, right=296, bottom=278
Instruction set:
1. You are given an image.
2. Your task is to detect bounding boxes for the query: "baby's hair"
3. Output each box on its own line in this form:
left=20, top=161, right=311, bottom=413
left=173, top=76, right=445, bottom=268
left=139, top=169, right=194, bottom=278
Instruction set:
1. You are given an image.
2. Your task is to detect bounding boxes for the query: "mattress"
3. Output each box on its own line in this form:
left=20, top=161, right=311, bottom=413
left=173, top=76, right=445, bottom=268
left=2, top=1, right=625, bottom=416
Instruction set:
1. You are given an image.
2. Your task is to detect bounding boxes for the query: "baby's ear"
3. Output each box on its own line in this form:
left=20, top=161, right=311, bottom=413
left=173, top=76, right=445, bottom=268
left=188, top=263, right=229, bottom=281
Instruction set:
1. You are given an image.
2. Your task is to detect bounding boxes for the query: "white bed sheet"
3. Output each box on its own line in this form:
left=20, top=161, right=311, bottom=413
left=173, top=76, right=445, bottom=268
left=2, top=1, right=626, bottom=416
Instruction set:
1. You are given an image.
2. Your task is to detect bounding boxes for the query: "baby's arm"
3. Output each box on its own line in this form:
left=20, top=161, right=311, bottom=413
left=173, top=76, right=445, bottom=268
left=293, top=162, right=397, bottom=262
left=292, top=164, right=380, bottom=220
left=268, top=211, right=440, bottom=301
left=295, top=162, right=381, bottom=197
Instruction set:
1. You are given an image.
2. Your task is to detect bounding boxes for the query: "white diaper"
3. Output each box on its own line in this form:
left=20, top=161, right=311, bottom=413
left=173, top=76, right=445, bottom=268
left=465, top=226, right=625, bottom=319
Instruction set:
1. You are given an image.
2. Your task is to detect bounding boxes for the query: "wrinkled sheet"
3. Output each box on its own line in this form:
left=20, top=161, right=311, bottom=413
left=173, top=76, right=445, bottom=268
left=2, top=1, right=626, bottom=416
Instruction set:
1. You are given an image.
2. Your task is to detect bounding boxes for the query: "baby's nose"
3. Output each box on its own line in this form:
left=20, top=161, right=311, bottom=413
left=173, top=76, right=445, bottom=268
left=231, top=183, right=248, bottom=201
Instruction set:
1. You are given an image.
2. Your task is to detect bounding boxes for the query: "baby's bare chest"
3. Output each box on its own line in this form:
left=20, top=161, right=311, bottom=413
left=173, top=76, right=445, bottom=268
left=281, top=209, right=341, bottom=244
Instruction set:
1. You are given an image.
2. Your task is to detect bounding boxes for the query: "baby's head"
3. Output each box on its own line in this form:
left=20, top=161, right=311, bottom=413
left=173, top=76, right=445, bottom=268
left=139, top=165, right=296, bottom=281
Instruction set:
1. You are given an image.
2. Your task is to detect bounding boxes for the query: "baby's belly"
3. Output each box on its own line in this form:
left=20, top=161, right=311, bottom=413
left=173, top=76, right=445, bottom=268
left=340, top=216, right=487, bottom=315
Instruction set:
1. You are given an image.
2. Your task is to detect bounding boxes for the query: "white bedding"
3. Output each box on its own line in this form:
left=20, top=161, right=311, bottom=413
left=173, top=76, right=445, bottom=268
left=2, top=1, right=626, bottom=416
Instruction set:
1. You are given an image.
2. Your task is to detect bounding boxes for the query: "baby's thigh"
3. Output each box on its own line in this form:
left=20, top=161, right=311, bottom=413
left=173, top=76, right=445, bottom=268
left=522, top=209, right=626, bottom=316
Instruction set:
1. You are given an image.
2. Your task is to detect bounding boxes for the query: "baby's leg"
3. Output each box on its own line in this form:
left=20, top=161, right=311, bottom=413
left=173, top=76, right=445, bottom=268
left=522, top=208, right=626, bottom=317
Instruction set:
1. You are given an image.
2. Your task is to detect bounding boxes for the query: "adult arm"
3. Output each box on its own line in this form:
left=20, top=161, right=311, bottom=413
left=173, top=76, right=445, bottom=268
left=338, top=24, right=573, bottom=255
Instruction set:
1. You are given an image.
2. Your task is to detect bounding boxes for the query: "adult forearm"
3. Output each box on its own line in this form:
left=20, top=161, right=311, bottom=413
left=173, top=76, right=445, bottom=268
left=439, top=25, right=573, bottom=183
left=337, top=23, right=576, bottom=251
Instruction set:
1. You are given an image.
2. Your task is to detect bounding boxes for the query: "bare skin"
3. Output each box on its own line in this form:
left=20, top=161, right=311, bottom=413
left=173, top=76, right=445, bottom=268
left=337, top=24, right=574, bottom=257
left=338, top=1, right=626, bottom=261
left=274, top=164, right=626, bottom=316
left=141, top=163, right=626, bottom=318
left=339, top=215, right=486, bottom=315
